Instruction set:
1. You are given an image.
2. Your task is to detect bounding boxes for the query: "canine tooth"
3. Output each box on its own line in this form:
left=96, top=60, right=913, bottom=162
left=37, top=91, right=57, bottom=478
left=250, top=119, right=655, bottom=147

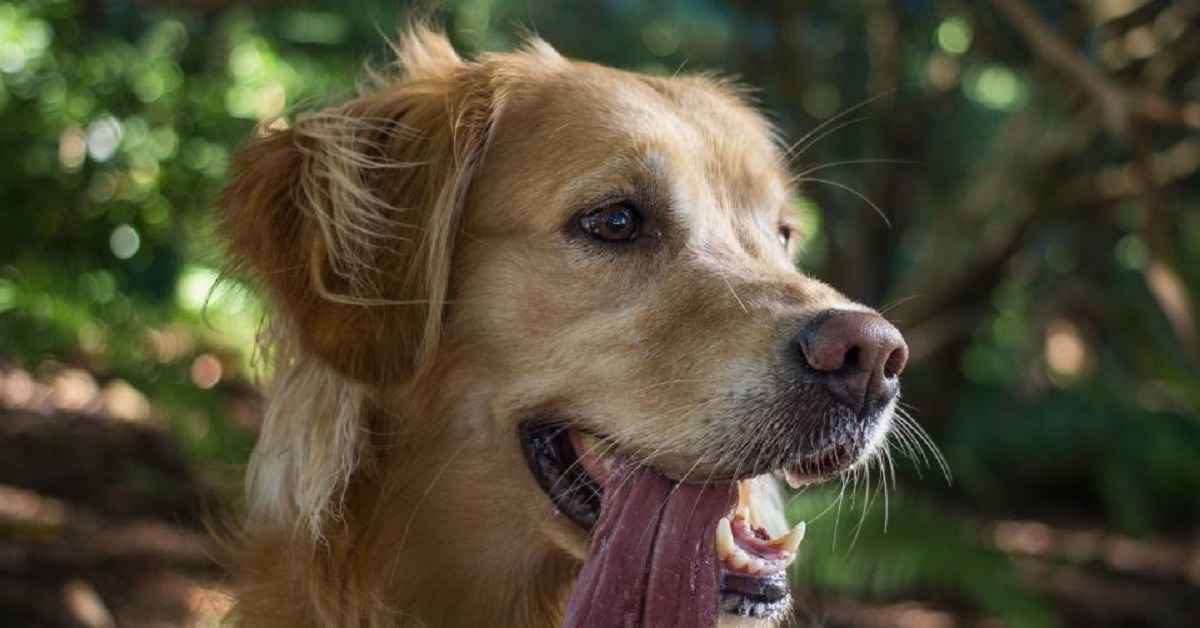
left=716, top=518, right=734, bottom=559
left=736, top=480, right=759, bottom=526
left=767, top=521, right=807, bottom=553
left=737, top=480, right=751, bottom=516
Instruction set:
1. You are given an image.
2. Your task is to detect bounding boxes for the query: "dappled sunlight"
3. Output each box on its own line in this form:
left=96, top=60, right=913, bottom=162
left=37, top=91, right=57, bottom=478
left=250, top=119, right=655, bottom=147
left=1, top=364, right=150, bottom=422
left=0, top=484, right=66, bottom=532
left=990, top=519, right=1198, bottom=580
left=1044, top=319, right=1092, bottom=382
left=190, top=354, right=223, bottom=390
left=0, top=362, right=239, bottom=626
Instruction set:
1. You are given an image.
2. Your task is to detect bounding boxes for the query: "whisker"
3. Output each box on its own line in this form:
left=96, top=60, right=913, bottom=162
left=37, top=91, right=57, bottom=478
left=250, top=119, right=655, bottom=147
left=784, top=87, right=900, bottom=161
left=723, top=276, right=750, bottom=315
left=792, top=176, right=892, bottom=229
left=831, top=475, right=848, bottom=551
left=877, top=294, right=925, bottom=316
left=896, top=408, right=951, bottom=483
left=891, top=417, right=930, bottom=470
left=846, top=459, right=873, bottom=551
left=785, top=116, right=872, bottom=163
left=793, top=158, right=921, bottom=179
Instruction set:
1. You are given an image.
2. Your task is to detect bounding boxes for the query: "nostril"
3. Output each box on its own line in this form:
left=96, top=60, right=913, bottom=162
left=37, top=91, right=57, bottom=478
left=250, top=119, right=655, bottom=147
left=797, top=309, right=908, bottom=394
left=795, top=309, right=908, bottom=414
left=842, top=346, right=861, bottom=371
left=799, top=311, right=905, bottom=371
left=796, top=310, right=907, bottom=415
left=883, top=346, right=907, bottom=378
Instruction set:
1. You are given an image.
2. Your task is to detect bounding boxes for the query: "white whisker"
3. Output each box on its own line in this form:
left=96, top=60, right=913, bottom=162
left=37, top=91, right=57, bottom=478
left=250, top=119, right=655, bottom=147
left=793, top=175, right=892, bottom=229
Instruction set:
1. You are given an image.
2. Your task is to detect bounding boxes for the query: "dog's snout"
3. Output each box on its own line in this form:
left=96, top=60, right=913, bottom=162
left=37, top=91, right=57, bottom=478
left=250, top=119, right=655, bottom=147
left=797, top=310, right=908, bottom=414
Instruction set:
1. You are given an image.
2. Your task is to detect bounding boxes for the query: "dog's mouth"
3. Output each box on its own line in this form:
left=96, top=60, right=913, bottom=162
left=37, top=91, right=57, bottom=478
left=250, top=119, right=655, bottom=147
left=520, top=422, right=859, bottom=623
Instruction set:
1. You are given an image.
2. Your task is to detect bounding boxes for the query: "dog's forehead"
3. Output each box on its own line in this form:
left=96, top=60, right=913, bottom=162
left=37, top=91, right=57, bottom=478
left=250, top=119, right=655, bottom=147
left=477, top=62, right=792, bottom=230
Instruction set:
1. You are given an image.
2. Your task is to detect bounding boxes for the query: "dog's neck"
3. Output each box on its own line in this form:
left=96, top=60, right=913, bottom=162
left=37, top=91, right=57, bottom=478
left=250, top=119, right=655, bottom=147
left=234, top=336, right=585, bottom=627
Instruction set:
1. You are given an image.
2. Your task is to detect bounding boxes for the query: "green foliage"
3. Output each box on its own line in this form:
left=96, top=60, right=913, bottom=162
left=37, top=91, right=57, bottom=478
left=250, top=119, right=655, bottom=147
left=789, top=487, right=1058, bottom=627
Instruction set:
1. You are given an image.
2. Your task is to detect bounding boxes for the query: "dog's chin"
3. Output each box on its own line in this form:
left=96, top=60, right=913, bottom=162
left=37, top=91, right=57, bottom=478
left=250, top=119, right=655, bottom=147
left=518, top=414, right=886, bottom=623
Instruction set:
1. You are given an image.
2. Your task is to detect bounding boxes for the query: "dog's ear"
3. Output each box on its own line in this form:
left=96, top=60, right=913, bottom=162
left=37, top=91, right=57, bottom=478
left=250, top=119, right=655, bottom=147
left=222, top=27, right=494, bottom=384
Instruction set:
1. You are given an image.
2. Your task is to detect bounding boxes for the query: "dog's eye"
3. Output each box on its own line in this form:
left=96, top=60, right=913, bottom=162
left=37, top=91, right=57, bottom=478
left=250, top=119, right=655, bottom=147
left=580, top=203, right=642, bottom=242
left=778, top=225, right=793, bottom=248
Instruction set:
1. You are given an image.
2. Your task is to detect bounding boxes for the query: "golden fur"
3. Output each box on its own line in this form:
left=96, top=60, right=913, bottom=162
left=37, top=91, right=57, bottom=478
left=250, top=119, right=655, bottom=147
left=222, top=27, right=877, bottom=628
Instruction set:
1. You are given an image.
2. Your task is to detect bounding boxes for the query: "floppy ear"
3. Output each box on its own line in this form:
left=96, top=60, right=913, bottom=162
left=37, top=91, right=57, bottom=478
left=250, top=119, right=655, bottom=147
left=222, top=28, right=494, bottom=384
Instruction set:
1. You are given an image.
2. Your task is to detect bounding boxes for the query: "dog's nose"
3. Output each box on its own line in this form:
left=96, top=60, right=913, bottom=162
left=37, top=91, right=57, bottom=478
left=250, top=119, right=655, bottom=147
left=798, top=310, right=908, bottom=414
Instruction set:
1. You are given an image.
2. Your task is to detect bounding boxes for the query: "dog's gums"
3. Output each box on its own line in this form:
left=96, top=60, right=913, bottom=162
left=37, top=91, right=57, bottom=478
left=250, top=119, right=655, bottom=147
left=717, top=483, right=807, bottom=576
left=520, top=424, right=603, bottom=530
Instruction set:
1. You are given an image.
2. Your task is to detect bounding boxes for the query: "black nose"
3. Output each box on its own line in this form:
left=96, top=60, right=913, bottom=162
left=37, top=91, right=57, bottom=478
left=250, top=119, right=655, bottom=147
left=797, top=310, right=908, bottom=415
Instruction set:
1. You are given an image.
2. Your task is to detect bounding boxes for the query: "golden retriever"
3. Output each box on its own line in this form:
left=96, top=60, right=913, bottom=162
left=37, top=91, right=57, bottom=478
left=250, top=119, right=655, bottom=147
left=221, top=26, right=908, bottom=628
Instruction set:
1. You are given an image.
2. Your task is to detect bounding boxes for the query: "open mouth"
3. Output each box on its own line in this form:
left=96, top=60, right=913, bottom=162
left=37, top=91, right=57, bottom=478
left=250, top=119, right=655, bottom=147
left=520, top=423, right=857, bottom=621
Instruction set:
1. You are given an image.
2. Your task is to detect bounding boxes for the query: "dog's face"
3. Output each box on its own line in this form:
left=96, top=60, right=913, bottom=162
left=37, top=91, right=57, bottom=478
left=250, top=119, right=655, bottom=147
left=455, top=62, right=866, bottom=477
left=443, top=58, right=905, bottom=623
left=224, top=29, right=907, bottom=628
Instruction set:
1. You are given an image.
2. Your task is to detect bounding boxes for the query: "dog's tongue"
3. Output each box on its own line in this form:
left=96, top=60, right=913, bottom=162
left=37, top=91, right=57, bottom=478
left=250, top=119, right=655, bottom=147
left=562, top=459, right=733, bottom=628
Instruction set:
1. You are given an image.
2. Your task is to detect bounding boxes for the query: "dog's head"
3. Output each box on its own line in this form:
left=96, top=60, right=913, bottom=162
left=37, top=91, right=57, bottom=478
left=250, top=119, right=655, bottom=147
left=224, top=27, right=907, bottom=627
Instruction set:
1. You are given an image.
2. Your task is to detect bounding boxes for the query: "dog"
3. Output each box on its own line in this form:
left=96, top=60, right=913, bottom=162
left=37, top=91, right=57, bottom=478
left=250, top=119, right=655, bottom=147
left=220, top=26, right=909, bottom=628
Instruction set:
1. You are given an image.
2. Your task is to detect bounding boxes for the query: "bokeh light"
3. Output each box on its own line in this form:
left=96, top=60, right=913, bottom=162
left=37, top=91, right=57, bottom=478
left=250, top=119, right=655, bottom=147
left=936, top=17, right=973, bottom=56
left=108, top=224, right=140, bottom=259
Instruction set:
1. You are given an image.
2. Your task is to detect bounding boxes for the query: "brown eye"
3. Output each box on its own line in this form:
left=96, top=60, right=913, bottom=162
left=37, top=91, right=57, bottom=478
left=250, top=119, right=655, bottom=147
left=580, top=203, right=641, bottom=242
left=778, top=225, right=793, bottom=248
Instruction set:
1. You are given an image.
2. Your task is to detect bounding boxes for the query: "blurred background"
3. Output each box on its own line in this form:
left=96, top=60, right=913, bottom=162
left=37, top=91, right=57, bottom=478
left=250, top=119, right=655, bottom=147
left=1, top=0, right=1198, bottom=626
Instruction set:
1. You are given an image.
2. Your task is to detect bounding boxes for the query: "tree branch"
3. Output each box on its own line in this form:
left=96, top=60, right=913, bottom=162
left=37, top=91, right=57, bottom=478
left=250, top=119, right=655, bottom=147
left=991, top=0, right=1200, bottom=371
left=990, top=0, right=1199, bottom=134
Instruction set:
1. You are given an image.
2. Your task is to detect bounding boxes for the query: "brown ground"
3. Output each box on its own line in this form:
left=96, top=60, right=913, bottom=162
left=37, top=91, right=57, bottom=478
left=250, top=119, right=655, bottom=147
left=0, top=363, right=232, bottom=628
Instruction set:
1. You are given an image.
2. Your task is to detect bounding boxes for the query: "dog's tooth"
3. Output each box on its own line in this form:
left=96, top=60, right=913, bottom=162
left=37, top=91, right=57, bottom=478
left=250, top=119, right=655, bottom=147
left=577, top=432, right=614, bottom=474
left=767, top=521, right=807, bottom=553
left=736, top=479, right=761, bottom=527
left=716, top=517, right=734, bottom=559
left=742, top=557, right=758, bottom=575
left=736, top=480, right=751, bottom=520
left=773, top=549, right=800, bottom=573
left=728, top=546, right=750, bottom=570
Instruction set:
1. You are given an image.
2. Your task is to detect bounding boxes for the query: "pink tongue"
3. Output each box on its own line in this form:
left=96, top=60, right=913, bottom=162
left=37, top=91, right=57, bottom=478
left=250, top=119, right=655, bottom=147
left=562, top=459, right=734, bottom=628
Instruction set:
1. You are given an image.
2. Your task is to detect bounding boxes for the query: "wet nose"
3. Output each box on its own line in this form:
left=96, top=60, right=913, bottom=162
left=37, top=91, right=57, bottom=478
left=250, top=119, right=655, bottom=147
left=797, top=310, right=908, bottom=414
